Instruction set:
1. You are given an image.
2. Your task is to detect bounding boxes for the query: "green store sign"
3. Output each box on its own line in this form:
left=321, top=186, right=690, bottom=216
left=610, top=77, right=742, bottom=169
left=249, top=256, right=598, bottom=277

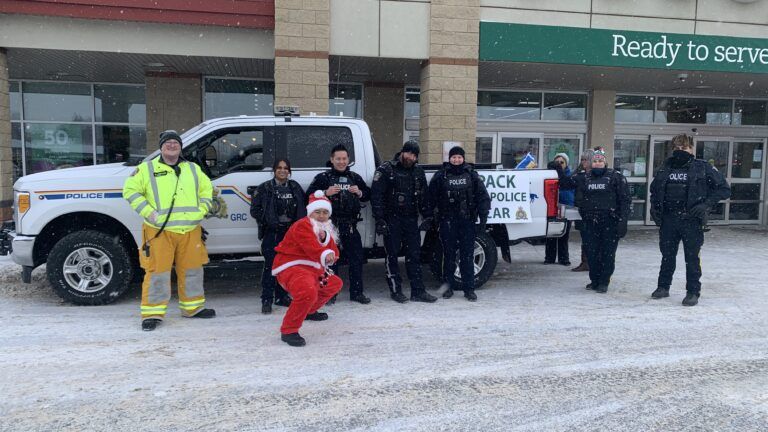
left=480, top=22, right=768, bottom=74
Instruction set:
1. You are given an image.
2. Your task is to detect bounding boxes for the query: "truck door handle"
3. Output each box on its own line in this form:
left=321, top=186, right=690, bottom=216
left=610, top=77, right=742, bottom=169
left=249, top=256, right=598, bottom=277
left=247, top=186, right=257, bottom=195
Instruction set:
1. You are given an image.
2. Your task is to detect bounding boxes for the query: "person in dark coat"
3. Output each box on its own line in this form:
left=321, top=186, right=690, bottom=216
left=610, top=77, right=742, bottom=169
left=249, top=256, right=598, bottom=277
left=307, top=144, right=372, bottom=304
left=427, top=146, right=491, bottom=301
left=544, top=153, right=575, bottom=266
left=251, top=159, right=306, bottom=314
left=571, top=149, right=593, bottom=272
left=649, top=134, right=731, bottom=306
left=557, top=149, right=631, bottom=294
left=371, top=141, right=437, bottom=304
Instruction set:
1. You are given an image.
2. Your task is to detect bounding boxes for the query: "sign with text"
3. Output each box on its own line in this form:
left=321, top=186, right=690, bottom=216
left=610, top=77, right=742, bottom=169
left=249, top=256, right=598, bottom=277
left=481, top=22, right=768, bottom=74
left=478, top=170, right=531, bottom=224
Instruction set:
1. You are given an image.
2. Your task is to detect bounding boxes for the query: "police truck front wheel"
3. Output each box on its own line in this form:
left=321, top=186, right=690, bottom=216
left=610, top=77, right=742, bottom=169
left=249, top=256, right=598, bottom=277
left=47, top=230, right=133, bottom=305
left=430, top=230, right=498, bottom=290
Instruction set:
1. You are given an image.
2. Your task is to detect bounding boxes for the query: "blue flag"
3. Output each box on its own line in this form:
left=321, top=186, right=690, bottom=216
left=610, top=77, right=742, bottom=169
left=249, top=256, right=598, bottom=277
left=515, top=152, right=536, bottom=169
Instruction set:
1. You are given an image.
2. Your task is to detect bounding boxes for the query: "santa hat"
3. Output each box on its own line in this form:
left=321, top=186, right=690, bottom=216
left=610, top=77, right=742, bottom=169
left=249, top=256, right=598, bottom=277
left=307, top=190, right=332, bottom=215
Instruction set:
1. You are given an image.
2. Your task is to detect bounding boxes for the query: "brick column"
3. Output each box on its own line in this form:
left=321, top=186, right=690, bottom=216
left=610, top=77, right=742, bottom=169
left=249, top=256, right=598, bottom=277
left=364, top=83, right=404, bottom=159
left=419, top=0, right=479, bottom=164
left=0, top=48, right=12, bottom=221
left=274, top=0, right=329, bottom=115
left=587, top=89, right=617, bottom=163
left=145, top=73, right=202, bottom=150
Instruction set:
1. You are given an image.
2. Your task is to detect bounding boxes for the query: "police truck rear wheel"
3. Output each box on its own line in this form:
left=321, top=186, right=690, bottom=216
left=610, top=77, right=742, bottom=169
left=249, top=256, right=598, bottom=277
left=47, top=230, right=133, bottom=305
left=430, top=230, right=497, bottom=290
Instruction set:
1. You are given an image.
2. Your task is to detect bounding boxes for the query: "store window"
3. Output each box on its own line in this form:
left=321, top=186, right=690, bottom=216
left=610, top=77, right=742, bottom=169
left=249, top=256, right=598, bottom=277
left=477, top=91, right=540, bottom=120
left=404, top=87, right=420, bottom=131
left=543, top=137, right=580, bottom=171
left=500, top=136, right=538, bottom=168
left=11, top=81, right=147, bottom=176
left=729, top=141, right=763, bottom=222
left=284, top=126, right=354, bottom=169
left=734, top=100, right=768, bottom=126
left=731, top=141, right=763, bottom=179
left=475, top=136, right=493, bottom=164
left=329, top=84, right=363, bottom=118
left=204, top=78, right=275, bottom=119
left=542, top=93, right=586, bottom=121
left=615, top=95, right=654, bottom=123
left=614, top=138, right=649, bottom=178
left=656, top=97, right=731, bottom=125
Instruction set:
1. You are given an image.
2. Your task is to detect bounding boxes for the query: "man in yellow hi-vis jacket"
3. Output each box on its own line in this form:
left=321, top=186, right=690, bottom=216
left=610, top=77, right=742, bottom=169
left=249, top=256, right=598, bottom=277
left=123, top=130, right=215, bottom=331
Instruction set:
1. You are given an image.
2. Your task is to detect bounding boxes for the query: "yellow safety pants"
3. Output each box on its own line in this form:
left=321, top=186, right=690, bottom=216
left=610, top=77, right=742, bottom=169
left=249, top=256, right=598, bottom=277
left=139, top=225, right=209, bottom=321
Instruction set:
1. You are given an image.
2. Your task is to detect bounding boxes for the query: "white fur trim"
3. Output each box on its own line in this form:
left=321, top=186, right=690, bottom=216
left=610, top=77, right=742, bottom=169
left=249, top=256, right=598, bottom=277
left=271, top=259, right=321, bottom=276
left=320, top=230, right=331, bottom=246
left=306, top=197, right=332, bottom=215
left=320, top=249, right=335, bottom=268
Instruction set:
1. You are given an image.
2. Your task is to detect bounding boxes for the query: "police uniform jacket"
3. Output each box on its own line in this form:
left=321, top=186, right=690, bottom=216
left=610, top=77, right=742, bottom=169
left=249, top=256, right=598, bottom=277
left=250, top=179, right=306, bottom=239
left=650, top=158, right=731, bottom=216
left=428, top=162, right=491, bottom=222
left=306, top=167, right=370, bottom=223
left=371, top=153, right=432, bottom=220
left=561, top=168, right=631, bottom=221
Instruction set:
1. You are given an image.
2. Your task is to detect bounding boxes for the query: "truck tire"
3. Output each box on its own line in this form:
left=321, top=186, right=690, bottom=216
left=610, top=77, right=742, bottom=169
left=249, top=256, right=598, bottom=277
left=47, top=230, right=133, bottom=305
left=430, top=230, right=498, bottom=290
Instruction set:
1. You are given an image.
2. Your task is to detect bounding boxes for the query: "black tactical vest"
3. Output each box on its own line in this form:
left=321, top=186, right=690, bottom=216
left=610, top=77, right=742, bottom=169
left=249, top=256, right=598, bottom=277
left=326, top=171, right=361, bottom=219
left=388, top=166, right=418, bottom=215
left=443, top=170, right=474, bottom=218
left=580, top=172, right=618, bottom=212
left=274, top=182, right=298, bottom=224
left=663, top=168, right=689, bottom=212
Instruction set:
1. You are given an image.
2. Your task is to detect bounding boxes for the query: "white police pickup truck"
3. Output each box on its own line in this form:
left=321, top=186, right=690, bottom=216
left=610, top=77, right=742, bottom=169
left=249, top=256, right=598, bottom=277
left=1, top=114, right=567, bottom=305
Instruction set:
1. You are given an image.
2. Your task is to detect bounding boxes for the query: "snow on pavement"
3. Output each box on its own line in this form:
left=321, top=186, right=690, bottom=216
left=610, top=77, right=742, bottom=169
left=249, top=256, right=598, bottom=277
left=1, top=227, right=767, bottom=431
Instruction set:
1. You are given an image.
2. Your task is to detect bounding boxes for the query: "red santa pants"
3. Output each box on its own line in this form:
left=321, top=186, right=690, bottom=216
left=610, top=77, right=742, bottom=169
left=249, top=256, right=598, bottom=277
left=276, top=266, right=342, bottom=334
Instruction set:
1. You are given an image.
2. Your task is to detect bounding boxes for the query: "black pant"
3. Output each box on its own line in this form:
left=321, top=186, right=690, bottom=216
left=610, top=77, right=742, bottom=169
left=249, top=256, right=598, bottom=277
left=439, top=217, right=476, bottom=292
left=657, top=213, right=704, bottom=293
left=582, top=213, right=620, bottom=286
left=260, top=227, right=290, bottom=302
left=545, top=221, right=571, bottom=263
left=332, top=221, right=365, bottom=298
left=382, top=214, right=425, bottom=295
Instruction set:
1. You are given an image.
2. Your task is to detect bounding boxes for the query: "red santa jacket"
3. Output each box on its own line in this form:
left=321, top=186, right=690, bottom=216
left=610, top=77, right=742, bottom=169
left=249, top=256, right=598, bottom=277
left=271, top=216, right=340, bottom=276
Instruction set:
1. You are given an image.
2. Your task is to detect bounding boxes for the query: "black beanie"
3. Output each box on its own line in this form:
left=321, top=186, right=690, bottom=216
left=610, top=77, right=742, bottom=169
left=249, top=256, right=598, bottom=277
left=159, top=130, right=183, bottom=148
left=401, top=140, right=420, bottom=156
left=448, top=146, right=465, bottom=158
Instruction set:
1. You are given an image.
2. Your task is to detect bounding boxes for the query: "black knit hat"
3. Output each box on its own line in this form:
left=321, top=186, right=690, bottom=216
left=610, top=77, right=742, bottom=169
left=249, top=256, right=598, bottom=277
left=159, top=130, right=183, bottom=148
left=401, top=140, right=420, bottom=156
left=448, top=146, right=465, bottom=158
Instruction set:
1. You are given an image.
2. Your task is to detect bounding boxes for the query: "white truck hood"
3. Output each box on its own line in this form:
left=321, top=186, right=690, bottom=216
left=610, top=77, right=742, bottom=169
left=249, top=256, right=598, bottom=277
left=14, top=163, right=135, bottom=190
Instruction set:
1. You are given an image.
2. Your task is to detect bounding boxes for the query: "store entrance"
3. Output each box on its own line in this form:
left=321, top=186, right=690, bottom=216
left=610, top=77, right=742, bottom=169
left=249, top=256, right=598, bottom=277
left=475, top=132, right=584, bottom=171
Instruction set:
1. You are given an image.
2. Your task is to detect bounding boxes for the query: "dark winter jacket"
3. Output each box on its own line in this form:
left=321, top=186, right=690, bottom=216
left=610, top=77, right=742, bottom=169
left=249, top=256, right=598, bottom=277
left=427, top=162, right=491, bottom=222
left=371, top=152, right=431, bottom=219
left=559, top=168, right=631, bottom=221
left=250, top=179, right=306, bottom=240
left=558, top=167, right=575, bottom=206
left=650, top=157, right=730, bottom=221
left=306, top=167, right=370, bottom=223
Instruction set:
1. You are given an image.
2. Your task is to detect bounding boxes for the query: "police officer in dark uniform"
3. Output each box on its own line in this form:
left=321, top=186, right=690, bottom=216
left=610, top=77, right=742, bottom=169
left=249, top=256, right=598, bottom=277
left=371, top=141, right=437, bottom=303
left=427, top=146, right=491, bottom=302
left=307, top=144, right=372, bottom=304
left=557, top=149, right=631, bottom=294
left=650, top=134, right=730, bottom=306
left=251, top=159, right=306, bottom=314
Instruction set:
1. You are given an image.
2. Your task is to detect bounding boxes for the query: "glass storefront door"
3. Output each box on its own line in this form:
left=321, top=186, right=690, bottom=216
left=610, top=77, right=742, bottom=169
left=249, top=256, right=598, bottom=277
left=499, top=133, right=541, bottom=168
left=475, top=133, right=583, bottom=169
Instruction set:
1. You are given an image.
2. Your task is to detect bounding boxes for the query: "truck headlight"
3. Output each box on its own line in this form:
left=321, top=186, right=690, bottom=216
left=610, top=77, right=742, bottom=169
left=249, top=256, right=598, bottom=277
left=17, top=192, right=30, bottom=215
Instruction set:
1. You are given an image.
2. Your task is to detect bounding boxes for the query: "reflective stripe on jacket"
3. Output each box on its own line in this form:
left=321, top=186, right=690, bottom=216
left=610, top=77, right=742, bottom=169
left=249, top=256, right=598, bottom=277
left=122, top=158, right=213, bottom=234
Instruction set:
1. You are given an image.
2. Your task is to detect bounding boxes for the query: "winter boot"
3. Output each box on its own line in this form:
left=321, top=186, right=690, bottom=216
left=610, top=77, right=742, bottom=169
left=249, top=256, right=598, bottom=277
left=188, top=309, right=216, bottom=319
left=443, top=288, right=454, bottom=299
left=305, top=312, right=329, bottom=321
left=585, top=282, right=597, bottom=290
left=261, top=299, right=273, bottom=314
left=464, top=290, right=477, bottom=302
left=572, top=251, right=589, bottom=272
left=682, top=292, right=700, bottom=307
left=281, top=333, right=306, bottom=347
left=390, top=289, right=408, bottom=303
left=142, top=318, right=161, bottom=331
left=274, top=296, right=292, bottom=307
left=411, top=290, right=438, bottom=303
left=651, top=287, right=670, bottom=299
left=350, top=293, right=371, bottom=304
left=594, top=284, right=608, bottom=294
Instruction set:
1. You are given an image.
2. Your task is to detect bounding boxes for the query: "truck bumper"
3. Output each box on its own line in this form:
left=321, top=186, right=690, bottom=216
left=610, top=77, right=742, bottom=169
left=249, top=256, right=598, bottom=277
left=11, top=233, right=35, bottom=267
left=546, top=219, right=567, bottom=238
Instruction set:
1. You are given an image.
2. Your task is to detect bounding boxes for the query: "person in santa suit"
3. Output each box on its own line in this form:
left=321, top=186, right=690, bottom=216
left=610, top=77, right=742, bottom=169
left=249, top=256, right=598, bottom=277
left=272, top=190, right=343, bottom=347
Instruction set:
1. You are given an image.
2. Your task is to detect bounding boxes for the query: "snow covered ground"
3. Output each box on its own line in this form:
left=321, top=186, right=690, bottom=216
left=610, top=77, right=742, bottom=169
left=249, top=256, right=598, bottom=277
left=1, top=227, right=767, bottom=431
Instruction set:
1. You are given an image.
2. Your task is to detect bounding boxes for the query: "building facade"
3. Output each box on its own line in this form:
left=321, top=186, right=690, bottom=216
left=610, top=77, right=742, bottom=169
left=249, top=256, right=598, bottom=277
left=1, top=0, right=767, bottom=225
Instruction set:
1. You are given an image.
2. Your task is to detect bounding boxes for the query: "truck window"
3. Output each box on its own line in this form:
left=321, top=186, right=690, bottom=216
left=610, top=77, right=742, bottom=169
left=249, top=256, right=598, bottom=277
left=186, top=127, right=275, bottom=179
left=282, top=126, right=354, bottom=168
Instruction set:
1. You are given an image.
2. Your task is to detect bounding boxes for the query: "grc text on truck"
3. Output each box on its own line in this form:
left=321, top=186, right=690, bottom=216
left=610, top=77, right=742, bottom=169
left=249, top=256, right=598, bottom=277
left=0, top=115, right=567, bottom=305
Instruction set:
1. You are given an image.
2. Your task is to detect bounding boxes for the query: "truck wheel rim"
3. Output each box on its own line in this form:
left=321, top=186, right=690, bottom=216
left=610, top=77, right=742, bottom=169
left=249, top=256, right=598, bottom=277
left=62, top=247, right=113, bottom=293
left=454, top=241, right=486, bottom=278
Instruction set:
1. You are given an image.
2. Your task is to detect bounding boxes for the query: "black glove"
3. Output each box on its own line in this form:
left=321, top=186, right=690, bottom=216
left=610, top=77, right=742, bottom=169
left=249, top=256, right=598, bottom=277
left=375, top=219, right=389, bottom=236
left=477, top=216, right=487, bottom=232
left=617, top=218, right=628, bottom=239
left=689, top=203, right=709, bottom=219
left=419, top=217, right=435, bottom=231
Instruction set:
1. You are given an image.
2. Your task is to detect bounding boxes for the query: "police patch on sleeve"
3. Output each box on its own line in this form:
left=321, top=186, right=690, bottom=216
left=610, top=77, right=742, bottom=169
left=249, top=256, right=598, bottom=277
left=373, top=171, right=382, bottom=181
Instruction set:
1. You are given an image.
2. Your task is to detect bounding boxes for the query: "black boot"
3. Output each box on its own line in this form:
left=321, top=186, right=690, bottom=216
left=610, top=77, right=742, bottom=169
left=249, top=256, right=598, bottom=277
left=350, top=293, right=371, bottom=304
left=464, top=290, right=477, bottom=302
left=682, top=292, right=700, bottom=306
left=443, top=288, right=454, bottom=299
left=390, top=291, right=409, bottom=303
left=281, top=332, right=306, bottom=347
left=274, top=296, right=292, bottom=307
left=305, top=312, right=329, bottom=321
left=585, top=282, right=597, bottom=290
left=411, top=290, right=437, bottom=303
left=261, top=299, right=273, bottom=314
left=188, top=308, right=216, bottom=318
left=594, top=284, right=608, bottom=294
left=651, top=287, right=670, bottom=299
left=142, top=318, right=161, bottom=331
